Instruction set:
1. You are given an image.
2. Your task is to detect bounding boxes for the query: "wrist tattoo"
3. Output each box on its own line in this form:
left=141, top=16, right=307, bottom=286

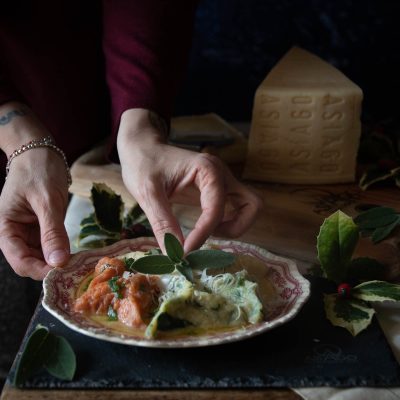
left=0, top=108, right=27, bottom=126
left=148, top=111, right=168, bottom=137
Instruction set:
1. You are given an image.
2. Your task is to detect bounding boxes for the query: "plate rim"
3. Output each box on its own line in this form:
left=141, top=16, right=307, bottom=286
left=42, top=237, right=310, bottom=348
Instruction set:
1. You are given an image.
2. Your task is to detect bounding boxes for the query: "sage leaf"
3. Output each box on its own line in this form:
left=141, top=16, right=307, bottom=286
left=164, top=233, right=184, bottom=262
left=176, top=263, right=194, bottom=282
left=13, top=325, right=76, bottom=386
left=91, top=182, right=124, bottom=233
left=324, top=294, right=375, bottom=336
left=13, top=325, right=50, bottom=386
left=185, top=249, right=235, bottom=270
left=317, top=210, right=359, bottom=283
left=371, top=218, right=400, bottom=243
left=44, top=335, right=76, bottom=381
left=347, top=257, right=384, bottom=281
left=131, top=255, right=175, bottom=274
left=353, top=280, right=400, bottom=302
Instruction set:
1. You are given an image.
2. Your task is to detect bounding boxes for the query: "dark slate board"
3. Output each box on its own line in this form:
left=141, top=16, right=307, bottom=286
left=7, top=277, right=400, bottom=388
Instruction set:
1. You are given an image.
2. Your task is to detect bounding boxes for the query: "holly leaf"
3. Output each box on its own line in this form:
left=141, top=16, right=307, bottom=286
left=317, top=210, right=359, bottom=283
left=354, top=206, right=400, bottom=243
left=91, top=182, right=124, bottom=233
left=324, top=294, right=375, bottom=336
left=124, top=203, right=148, bottom=226
left=347, top=257, right=385, bottom=281
left=355, top=207, right=398, bottom=230
left=79, top=238, right=119, bottom=249
left=80, top=213, right=96, bottom=226
left=353, top=280, right=400, bottom=302
left=78, top=223, right=117, bottom=241
left=371, top=219, right=400, bottom=243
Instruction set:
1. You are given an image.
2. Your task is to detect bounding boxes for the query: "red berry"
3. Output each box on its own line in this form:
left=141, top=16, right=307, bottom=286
left=337, top=283, right=352, bottom=298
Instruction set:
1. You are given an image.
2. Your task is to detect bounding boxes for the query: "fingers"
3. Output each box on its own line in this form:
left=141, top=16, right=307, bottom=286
left=135, top=180, right=184, bottom=253
left=214, top=188, right=263, bottom=238
left=0, top=228, right=52, bottom=280
left=183, top=155, right=225, bottom=253
left=31, top=194, right=70, bottom=268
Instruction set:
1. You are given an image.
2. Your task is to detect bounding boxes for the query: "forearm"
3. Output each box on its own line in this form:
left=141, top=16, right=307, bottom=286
left=0, top=101, right=50, bottom=155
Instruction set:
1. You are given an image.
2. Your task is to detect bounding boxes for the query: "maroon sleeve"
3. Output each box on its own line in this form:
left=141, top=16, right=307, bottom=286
left=0, top=70, right=22, bottom=107
left=102, top=0, right=198, bottom=136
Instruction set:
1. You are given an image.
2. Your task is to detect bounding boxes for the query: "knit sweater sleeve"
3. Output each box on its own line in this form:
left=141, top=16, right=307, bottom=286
left=102, top=0, right=197, bottom=135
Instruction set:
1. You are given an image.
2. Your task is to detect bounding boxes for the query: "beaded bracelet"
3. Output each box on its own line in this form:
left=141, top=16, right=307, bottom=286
left=5, top=136, right=72, bottom=187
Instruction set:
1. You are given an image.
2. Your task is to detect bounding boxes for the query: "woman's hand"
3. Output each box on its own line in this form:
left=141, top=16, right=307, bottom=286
left=0, top=103, right=70, bottom=280
left=117, top=109, right=262, bottom=253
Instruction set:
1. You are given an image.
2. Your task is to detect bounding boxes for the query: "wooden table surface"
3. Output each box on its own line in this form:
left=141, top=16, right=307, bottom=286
left=0, top=386, right=301, bottom=400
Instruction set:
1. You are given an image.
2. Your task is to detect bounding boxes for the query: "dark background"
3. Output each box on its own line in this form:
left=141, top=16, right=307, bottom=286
left=175, top=0, right=400, bottom=123
left=1, top=0, right=400, bottom=390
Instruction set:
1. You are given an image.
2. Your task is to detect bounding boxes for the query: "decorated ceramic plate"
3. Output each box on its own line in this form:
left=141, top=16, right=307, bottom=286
left=42, top=237, right=310, bottom=348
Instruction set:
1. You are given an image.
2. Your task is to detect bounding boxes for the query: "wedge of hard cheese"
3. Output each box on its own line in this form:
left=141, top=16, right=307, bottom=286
left=243, top=47, right=363, bottom=184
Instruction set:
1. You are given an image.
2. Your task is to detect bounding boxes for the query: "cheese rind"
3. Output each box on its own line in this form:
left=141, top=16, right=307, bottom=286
left=243, top=47, right=363, bottom=184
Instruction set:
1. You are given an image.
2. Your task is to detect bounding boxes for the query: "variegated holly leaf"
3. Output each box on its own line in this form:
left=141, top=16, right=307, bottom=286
left=352, top=280, right=400, bottom=302
left=324, top=294, right=375, bottom=336
left=124, top=203, right=149, bottom=226
left=91, top=183, right=124, bottom=233
left=79, top=238, right=119, bottom=249
left=317, top=210, right=359, bottom=283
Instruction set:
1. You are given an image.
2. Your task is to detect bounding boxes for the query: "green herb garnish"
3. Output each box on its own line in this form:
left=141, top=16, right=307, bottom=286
left=107, top=305, right=118, bottom=321
left=108, top=276, right=123, bottom=299
left=13, top=324, right=76, bottom=386
left=317, top=210, right=400, bottom=336
left=130, top=233, right=235, bottom=282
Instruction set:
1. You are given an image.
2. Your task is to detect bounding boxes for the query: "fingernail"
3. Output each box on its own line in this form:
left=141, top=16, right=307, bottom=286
left=49, top=249, right=69, bottom=266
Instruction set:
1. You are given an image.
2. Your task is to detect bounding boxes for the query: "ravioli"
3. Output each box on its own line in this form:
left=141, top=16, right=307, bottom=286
left=145, top=271, right=263, bottom=338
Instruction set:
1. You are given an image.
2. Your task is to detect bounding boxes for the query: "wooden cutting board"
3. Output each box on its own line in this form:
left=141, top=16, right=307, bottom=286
left=69, top=117, right=400, bottom=280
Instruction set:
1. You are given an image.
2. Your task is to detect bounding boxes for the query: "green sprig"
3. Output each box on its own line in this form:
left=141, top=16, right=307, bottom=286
left=129, top=233, right=235, bottom=281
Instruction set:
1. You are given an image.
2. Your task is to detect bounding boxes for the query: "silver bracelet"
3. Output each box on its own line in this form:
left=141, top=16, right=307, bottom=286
left=5, top=136, right=72, bottom=187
